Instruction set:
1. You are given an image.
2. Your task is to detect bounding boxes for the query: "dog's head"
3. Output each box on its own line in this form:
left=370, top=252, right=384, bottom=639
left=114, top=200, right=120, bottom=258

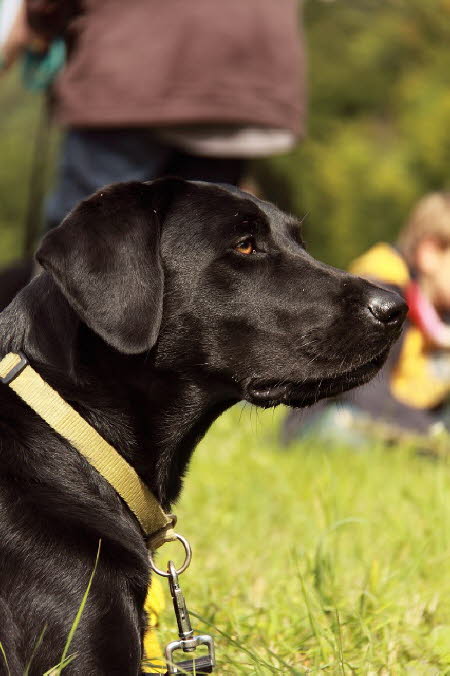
left=37, top=178, right=407, bottom=408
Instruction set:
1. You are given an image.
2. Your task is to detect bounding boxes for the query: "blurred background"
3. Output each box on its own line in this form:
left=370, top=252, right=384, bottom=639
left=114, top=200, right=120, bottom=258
left=2, top=0, right=450, bottom=269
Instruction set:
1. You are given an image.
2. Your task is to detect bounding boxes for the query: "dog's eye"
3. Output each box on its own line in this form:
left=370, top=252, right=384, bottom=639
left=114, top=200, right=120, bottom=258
left=235, top=237, right=256, bottom=255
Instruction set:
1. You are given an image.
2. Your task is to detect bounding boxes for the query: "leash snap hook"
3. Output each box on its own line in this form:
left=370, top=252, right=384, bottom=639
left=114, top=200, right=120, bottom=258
left=164, top=561, right=216, bottom=675
left=148, top=533, right=215, bottom=672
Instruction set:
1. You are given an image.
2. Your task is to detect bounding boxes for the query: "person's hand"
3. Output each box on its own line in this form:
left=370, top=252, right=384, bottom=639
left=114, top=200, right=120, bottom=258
left=1, top=2, right=47, bottom=72
left=1, top=2, right=28, bottom=71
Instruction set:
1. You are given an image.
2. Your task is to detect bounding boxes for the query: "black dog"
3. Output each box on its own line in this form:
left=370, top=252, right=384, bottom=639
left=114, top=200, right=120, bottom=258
left=0, top=179, right=406, bottom=674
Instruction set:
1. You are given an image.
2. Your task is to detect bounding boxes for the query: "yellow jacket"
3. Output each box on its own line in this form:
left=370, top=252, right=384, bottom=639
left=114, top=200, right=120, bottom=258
left=350, top=243, right=450, bottom=411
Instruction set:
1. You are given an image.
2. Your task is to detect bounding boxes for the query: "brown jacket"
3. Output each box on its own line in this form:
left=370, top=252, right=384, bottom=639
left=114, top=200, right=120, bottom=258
left=27, top=0, right=306, bottom=135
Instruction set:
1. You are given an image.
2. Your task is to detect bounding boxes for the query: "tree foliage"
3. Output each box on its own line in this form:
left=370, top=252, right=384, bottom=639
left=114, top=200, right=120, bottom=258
left=258, top=0, right=450, bottom=267
left=0, top=69, right=55, bottom=266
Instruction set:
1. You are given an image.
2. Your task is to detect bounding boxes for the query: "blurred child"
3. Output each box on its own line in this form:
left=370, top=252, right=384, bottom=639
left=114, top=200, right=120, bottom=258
left=283, top=192, right=450, bottom=445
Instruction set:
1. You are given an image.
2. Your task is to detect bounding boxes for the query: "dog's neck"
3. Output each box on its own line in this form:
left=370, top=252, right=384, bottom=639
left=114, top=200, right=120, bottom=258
left=1, top=273, right=237, bottom=507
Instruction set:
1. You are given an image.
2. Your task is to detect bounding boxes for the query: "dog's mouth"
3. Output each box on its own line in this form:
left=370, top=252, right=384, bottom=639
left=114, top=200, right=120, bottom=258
left=245, top=347, right=390, bottom=408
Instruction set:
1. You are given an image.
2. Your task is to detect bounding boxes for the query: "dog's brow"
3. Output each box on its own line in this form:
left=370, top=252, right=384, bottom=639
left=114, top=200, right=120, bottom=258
left=285, top=218, right=305, bottom=246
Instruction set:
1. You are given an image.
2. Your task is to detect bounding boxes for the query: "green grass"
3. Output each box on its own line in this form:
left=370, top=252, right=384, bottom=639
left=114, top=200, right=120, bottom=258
left=151, top=405, right=450, bottom=674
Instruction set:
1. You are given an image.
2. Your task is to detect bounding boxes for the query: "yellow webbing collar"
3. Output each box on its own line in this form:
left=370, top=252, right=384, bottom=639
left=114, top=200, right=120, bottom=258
left=0, top=352, right=175, bottom=548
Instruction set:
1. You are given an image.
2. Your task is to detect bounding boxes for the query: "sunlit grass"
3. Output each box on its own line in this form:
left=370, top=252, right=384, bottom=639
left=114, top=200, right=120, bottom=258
left=152, top=405, right=450, bottom=674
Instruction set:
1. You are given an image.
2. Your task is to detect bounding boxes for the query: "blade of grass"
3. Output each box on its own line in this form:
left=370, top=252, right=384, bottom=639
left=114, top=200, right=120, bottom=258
left=0, top=643, right=9, bottom=676
left=48, top=540, right=101, bottom=675
left=43, top=653, right=77, bottom=676
left=189, top=611, right=280, bottom=673
left=295, top=559, right=328, bottom=663
left=24, top=625, right=47, bottom=676
left=334, top=610, right=345, bottom=676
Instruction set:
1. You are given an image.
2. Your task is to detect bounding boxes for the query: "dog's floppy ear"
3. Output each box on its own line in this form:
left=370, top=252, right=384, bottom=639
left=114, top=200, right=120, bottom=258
left=36, top=179, right=186, bottom=354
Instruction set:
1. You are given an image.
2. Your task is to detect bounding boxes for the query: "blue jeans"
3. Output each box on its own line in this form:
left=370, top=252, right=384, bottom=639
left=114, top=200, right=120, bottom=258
left=45, top=128, right=245, bottom=229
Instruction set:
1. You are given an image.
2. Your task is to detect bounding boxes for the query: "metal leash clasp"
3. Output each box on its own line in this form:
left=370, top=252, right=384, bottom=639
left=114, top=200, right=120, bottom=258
left=165, top=561, right=215, bottom=674
left=149, top=535, right=215, bottom=674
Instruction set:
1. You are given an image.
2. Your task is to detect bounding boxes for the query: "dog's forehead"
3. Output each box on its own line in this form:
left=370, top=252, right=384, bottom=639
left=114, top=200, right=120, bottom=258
left=192, top=181, right=292, bottom=236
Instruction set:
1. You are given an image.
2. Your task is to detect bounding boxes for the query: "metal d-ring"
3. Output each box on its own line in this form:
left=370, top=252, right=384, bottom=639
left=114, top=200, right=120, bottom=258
left=148, top=532, right=192, bottom=577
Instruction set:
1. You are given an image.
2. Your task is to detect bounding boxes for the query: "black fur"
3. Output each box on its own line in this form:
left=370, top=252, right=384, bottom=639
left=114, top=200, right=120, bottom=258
left=0, top=179, right=406, bottom=674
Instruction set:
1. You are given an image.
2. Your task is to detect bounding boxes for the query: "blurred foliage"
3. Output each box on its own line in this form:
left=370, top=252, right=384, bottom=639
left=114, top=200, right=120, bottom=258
left=0, top=68, right=48, bottom=266
left=2, top=0, right=450, bottom=268
left=257, top=0, right=450, bottom=267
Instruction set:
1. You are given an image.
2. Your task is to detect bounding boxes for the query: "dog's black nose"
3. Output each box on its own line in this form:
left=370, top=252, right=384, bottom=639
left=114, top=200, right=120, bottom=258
left=367, top=288, right=407, bottom=326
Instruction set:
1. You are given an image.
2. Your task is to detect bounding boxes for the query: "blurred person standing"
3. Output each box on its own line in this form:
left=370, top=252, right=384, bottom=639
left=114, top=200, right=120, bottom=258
left=3, top=0, right=306, bottom=232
